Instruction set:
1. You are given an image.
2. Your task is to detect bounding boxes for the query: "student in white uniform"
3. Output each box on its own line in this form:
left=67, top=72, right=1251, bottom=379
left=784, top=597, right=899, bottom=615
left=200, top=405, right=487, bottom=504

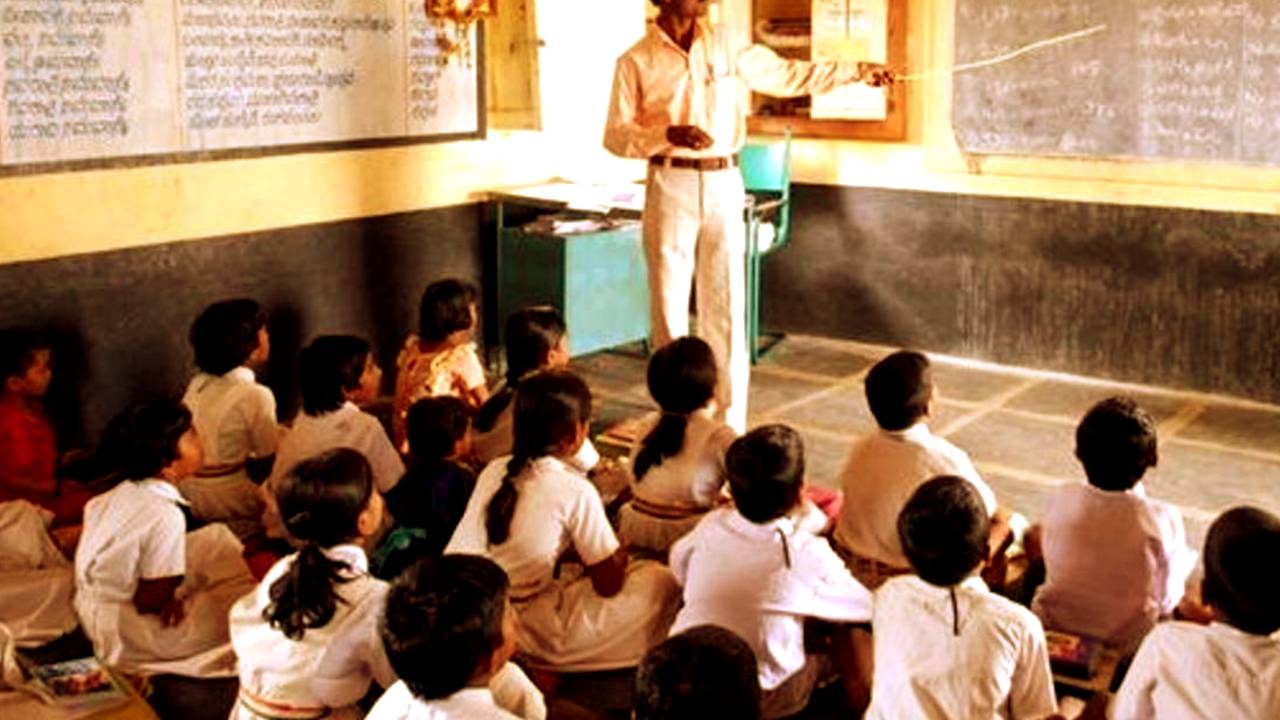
left=1031, top=397, right=1196, bottom=652
left=832, top=350, right=1007, bottom=590
left=182, top=299, right=277, bottom=541
left=867, top=475, right=1058, bottom=720
left=1113, top=506, right=1280, bottom=720
left=262, top=335, right=404, bottom=540
left=369, top=554, right=543, bottom=720
left=229, top=448, right=395, bottom=719
left=75, top=400, right=256, bottom=674
left=618, top=337, right=734, bottom=554
left=446, top=370, right=679, bottom=672
left=669, top=425, right=874, bottom=719
left=634, top=625, right=762, bottom=720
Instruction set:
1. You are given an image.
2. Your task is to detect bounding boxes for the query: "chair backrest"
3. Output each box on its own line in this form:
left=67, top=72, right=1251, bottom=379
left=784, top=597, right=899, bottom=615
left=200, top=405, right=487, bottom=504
left=740, top=131, right=792, bottom=250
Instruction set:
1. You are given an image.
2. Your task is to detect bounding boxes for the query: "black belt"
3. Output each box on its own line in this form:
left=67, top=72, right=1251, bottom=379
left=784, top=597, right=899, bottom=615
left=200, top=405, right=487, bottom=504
left=650, top=155, right=739, bottom=171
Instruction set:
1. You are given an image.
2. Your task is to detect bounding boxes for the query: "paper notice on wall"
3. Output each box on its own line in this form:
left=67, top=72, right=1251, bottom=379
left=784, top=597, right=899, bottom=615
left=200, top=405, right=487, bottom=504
left=810, top=0, right=888, bottom=120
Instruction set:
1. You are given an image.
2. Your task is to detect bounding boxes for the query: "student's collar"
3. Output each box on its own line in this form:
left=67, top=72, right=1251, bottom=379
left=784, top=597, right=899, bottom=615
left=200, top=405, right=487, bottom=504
left=449, top=687, right=497, bottom=706
left=137, top=478, right=190, bottom=506
left=884, top=422, right=932, bottom=442
left=648, top=17, right=713, bottom=55
left=227, top=366, right=256, bottom=383
left=904, top=573, right=987, bottom=594
left=725, top=508, right=797, bottom=537
left=530, top=455, right=573, bottom=475
left=1206, top=621, right=1275, bottom=644
left=321, top=543, right=369, bottom=574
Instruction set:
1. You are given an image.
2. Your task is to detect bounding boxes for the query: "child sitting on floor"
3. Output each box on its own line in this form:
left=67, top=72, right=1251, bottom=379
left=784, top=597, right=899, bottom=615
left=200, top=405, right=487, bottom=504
left=230, top=448, right=395, bottom=719
left=446, top=370, right=678, bottom=672
left=634, top=625, right=762, bottom=720
left=1031, top=396, right=1196, bottom=651
left=669, top=425, right=874, bottom=719
left=393, top=279, right=488, bottom=450
left=867, top=475, right=1057, bottom=719
left=74, top=400, right=255, bottom=675
left=182, top=299, right=277, bottom=541
left=832, top=349, right=1009, bottom=590
left=1113, top=506, right=1280, bottom=719
left=369, top=554, right=546, bottom=720
left=618, top=337, right=735, bottom=554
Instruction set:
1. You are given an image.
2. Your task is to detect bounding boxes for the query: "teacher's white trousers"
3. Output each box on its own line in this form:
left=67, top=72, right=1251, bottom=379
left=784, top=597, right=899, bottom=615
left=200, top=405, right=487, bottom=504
left=642, top=164, right=749, bottom=433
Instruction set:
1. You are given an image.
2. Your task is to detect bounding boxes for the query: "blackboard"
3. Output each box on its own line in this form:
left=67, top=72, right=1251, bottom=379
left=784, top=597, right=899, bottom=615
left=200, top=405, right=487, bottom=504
left=952, top=1, right=1280, bottom=164
left=0, top=0, right=483, bottom=173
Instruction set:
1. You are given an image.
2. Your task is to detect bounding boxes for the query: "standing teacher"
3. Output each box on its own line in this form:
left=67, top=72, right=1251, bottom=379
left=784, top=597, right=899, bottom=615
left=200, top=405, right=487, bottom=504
left=604, top=0, right=893, bottom=432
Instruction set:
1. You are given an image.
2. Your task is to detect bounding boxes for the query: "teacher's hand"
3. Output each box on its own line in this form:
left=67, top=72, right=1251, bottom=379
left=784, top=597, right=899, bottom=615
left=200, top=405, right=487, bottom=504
left=857, top=62, right=895, bottom=87
left=667, top=125, right=715, bottom=150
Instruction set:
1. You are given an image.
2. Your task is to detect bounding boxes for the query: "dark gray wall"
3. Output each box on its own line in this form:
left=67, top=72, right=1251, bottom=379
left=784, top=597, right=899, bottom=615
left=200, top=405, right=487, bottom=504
left=763, top=185, right=1280, bottom=403
left=0, top=205, right=482, bottom=448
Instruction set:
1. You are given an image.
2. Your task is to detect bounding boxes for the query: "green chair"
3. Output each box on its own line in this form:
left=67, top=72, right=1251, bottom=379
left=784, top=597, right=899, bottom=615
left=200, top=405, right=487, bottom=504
left=741, top=130, right=792, bottom=363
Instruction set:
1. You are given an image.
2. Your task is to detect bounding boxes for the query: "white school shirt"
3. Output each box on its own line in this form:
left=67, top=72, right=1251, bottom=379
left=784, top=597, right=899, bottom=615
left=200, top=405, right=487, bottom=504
left=867, top=575, right=1058, bottom=720
left=627, top=409, right=735, bottom=512
left=668, top=508, right=873, bottom=690
left=75, top=480, right=187, bottom=603
left=367, top=682, right=519, bottom=720
left=1032, top=482, right=1195, bottom=648
left=228, top=544, right=396, bottom=719
left=183, top=367, right=278, bottom=475
left=445, top=456, right=619, bottom=599
left=834, top=423, right=997, bottom=568
left=1111, top=621, right=1280, bottom=720
left=269, top=402, right=404, bottom=494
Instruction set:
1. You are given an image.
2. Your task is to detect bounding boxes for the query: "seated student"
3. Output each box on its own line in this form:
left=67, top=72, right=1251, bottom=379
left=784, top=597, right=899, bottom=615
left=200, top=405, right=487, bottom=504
left=1113, top=506, right=1280, bottom=719
left=230, top=449, right=395, bottom=719
left=263, top=335, right=404, bottom=540
left=617, top=337, right=735, bottom=554
left=369, top=554, right=546, bottom=720
left=1031, top=396, right=1196, bottom=651
left=669, top=425, right=874, bottom=719
left=376, top=396, right=477, bottom=578
left=832, top=349, right=1007, bottom=590
left=181, top=299, right=277, bottom=541
left=393, top=279, right=488, bottom=450
left=446, top=370, right=678, bottom=671
left=868, top=475, right=1058, bottom=720
left=74, top=400, right=256, bottom=674
left=634, top=625, right=762, bottom=720
left=0, top=330, right=93, bottom=524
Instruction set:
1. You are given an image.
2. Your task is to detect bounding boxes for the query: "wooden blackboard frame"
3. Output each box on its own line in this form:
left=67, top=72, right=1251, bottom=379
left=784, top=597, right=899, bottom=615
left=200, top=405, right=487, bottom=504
left=0, top=24, right=486, bottom=178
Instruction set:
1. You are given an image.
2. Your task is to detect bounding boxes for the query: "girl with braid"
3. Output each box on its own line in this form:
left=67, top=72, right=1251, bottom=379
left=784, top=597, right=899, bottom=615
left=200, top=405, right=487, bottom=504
left=445, top=369, right=678, bottom=671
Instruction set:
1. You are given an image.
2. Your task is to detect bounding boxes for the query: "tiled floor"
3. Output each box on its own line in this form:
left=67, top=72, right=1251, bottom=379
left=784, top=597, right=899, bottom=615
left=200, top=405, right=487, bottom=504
left=576, top=334, right=1280, bottom=581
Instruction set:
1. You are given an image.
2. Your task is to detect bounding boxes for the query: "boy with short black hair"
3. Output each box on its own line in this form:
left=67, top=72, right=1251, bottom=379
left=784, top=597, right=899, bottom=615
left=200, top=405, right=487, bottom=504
left=670, top=424, right=873, bottom=719
left=868, top=475, right=1057, bottom=719
left=1031, top=396, right=1196, bottom=650
left=635, top=625, right=762, bottom=720
left=832, top=350, right=1006, bottom=589
left=182, top=299, right=277, bottom=540
left=1113, top=506, right=1280, bottom=719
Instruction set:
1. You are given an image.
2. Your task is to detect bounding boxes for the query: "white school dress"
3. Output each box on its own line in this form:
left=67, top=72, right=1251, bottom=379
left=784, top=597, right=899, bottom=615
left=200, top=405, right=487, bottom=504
left=867, top=575, right=1058, bottom=720
left=617, top=409, right=735, bottom=553
left=74, top=480, right=256, bottom=676
left=446, top=456, right=678, bottom=671
left=471, top=399, right=602, bottom=475
left=1032, top=481, right=1196, bottom=650
left=367, top=683, right=518, bottom=720
left=228, top=544, right=396, bottom=720
left=1112, top=621, right=1280, bottom=720
left=0, top=500, right=77, bottom=646
left=182, top=368, right=277, bottom=540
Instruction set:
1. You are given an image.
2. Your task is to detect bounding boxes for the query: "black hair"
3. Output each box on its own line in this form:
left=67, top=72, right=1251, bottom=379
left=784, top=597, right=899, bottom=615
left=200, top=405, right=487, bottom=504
left=898, top=475, right=990, bottom=587
left=0, top=329, right=49, bottom=383
left=635, top=625, right=761, bottom=720
left=474, top=307, right=566, bottom=433
left=298, top=335, right=371, bottom=415
left=1074, top=396, right=1158, bottom=491
left=725, top=424, right=805, bottom=524
left=418, top=279, right=478, bottom=343
left=264, top=448, right=375, bottom=640
left=485, top=369, right=592, bottom=545
left=633, top=337, right=718, bottom=481
left=101, top=400, right=193, bottom=480
left=407, top=396, right=472, bottom=464
left=381, top=554, right=510, bottom=700
left=189, top=299, right=267, bottom=375
left=1201, top=506, right=1280, bottom=636
left=864, top=350, right=932, bottom=431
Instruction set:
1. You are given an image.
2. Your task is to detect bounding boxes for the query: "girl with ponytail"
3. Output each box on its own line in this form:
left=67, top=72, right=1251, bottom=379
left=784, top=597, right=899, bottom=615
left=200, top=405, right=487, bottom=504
left=446, top=369, right=680, bottom=672
left=229, top=448, right=396, bottom=720
left=618, top=336, right=736, bottom=553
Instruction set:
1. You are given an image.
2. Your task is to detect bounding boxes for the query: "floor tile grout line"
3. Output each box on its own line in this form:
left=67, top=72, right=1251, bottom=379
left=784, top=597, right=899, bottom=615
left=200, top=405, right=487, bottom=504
left=1157, top=402, right=1208, bottom=440
left=772, top=419, right=861, bottom=444
left=757, top=367, right=875, bottom=425
left=937, top=377, right=1043, bottom=439
left=750, top=362, right=854, bottom=386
